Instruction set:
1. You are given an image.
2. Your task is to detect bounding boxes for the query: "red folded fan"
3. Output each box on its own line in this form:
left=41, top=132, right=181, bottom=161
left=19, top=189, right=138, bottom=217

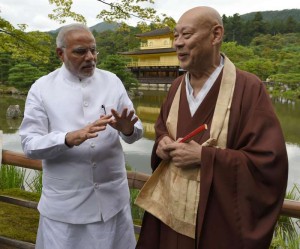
left=179, top=124, right=207, bottom=143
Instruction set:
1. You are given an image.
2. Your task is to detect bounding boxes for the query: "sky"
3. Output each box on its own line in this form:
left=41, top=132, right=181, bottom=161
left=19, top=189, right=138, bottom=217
left=0, top=0, right=298, bottom=32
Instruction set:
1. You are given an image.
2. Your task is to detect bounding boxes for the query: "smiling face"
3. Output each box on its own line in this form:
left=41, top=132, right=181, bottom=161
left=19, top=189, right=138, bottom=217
left=56, top=29, right=97, bottom=79
left=174, top=7, right=223, bottom=75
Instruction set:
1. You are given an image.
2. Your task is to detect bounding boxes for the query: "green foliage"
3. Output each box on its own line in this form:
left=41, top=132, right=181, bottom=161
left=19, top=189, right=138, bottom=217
left=25, top=171, right=43, bottom=194
left=0, top=52, right=13, bottom=84
left=0, top=94, right=25, bottom=134
left=48, top=0, right=175, bottom=31
left=222, top=14, right=244, bottom=44
left=0, top=165, right=26, bottom=190
left=130, top=188, right=144, bottom=224
left=250, top=12, right=268, bottom=36
left=223, top=10, right=300, bottom=45
left=95, top=28, right=141, bottom=60
left=250, top=33, right=300, bottom=62
left=0, top=17, right=53, bottom=64
left=271, top=184, right=300, bottom=249
left=0, top=5, right=299, bottom=96
left=221, top=42, right=256, bottom=63
left=48, top=0, right=86, bottom=24
left=239, top=58, right=276, bottom=81
left=8, top=63, right=46, bottom=90
left=99, top=54, right=138, bottom=90
left=269, top=73, right=300, bottom=85
left=241, top=9, right=300, bottom=22
left=0, top=188, right=40, bottom=243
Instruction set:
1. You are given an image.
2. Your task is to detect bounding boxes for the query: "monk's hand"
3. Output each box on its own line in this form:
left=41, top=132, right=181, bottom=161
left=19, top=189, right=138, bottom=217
left=164, top=140, right=202, bottom=168
left=156, top=136, right=174, bottom=160
left=109, top=108, right=138, bottom=136
left=65, top=115, right=112, bottom=147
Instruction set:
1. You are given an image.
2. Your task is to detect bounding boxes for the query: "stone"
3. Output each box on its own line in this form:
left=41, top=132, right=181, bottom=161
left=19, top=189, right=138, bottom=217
left=6, top=105, right=21, bottom=119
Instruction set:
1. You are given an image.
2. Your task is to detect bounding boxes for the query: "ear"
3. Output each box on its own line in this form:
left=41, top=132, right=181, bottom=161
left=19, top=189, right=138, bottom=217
left=212, top=25, right=224, bottom=46
left=56, top=48, right=64, bottom=61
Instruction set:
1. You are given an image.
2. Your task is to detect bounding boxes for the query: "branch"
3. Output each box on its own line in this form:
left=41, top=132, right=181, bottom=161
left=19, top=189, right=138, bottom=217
left=0, top=29, right=49, bottom=55
left=0, top=29, right=29, bottom=44
left=96, top=0, right=154, bottom=22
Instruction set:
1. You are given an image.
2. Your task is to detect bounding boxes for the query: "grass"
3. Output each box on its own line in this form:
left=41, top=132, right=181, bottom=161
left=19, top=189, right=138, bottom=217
left=0, top=163, right=144, bottom=244
left=0, top=165, right=26, bottom=190
left=271, top=184, right=300, bottom=249
left=0, top=188, right=40, bottom=243
left=2, top=163, right=299, bottom=248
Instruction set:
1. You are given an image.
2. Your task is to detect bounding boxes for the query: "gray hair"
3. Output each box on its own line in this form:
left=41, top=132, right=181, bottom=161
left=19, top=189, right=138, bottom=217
left=56, top=23, right=92, bottom=48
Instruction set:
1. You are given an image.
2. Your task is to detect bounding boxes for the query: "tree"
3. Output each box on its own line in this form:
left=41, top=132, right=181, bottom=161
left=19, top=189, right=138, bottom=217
left=99, top=54, right=138, bottom=90
left=239, top=58, right=276, bottom=81
left=95, top=27, right=141, bottom=62
left=221, top=42, right=256, bottom=64
left=249, top=12, right=268, bottom=37
left=285, top=16, right=298, bottom=33
left=223, top=14, right=243, bottom=44
left=0, top=52, right=13, bottom=84
left=0, top=17, right=53, bottom=64
left=48, top=0, right=175, bottom=30
left=8, top=63, right=46, bottom=89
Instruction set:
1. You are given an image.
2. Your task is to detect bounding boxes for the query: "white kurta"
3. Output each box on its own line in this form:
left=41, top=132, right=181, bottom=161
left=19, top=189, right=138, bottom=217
left=19, top=64, right=143, bottom=225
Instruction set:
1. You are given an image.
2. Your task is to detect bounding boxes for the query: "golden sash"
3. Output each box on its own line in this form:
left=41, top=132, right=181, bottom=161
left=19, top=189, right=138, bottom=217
left=135, top=56, right=236, bottom=238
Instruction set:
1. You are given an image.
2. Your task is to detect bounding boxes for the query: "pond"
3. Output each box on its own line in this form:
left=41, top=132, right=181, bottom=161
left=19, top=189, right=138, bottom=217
left=1, top=91, right=300, bottom=191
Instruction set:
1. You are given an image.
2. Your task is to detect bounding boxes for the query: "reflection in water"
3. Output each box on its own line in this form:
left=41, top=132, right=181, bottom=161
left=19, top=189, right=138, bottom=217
left=287, top=143, right=300, bottom=189
left=141, top=122, right=155, bottom=140
left=6, top=118, right=22, bottom=131
left=121, top=139, right=300, bottom=189
left=1, top=92, right=300, bottom=190
left=0, top=95, right=25, bottom=133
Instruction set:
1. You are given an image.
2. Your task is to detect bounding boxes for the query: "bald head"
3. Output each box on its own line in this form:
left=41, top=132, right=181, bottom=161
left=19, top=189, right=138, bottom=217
left=173, top=6, right=224, bottom=75
left=178, top=6, right=223, bottom=32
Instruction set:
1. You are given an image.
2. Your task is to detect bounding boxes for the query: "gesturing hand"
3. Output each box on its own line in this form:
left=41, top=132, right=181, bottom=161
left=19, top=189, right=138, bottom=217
left=65, top=115, right=112, bottom=147
left=109, top=108, right=138, bottom=136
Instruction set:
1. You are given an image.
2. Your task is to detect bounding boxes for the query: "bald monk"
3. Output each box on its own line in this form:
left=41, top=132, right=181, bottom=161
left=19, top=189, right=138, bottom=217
left=135, top=6, right=288, bottom=249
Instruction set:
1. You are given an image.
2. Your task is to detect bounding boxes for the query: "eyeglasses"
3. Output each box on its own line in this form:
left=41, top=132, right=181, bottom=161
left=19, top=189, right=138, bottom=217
left=62, top=47, right=99, bottom=57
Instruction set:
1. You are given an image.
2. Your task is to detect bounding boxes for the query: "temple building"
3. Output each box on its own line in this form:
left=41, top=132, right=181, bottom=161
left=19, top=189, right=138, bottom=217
left=120, top=27, right=183, bottom=90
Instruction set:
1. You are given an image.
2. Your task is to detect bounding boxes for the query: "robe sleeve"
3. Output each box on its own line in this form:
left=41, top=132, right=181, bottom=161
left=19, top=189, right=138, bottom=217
left=198, top=70, right=288, bottom=248
left=150, top=76, right=184, bottom=171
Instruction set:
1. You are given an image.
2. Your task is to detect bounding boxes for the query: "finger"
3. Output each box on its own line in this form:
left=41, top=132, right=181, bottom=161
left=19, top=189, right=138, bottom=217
left=111, top=109, right=120, bottom=119
left=161, top=136, right=174, bottom=145
left=130, top=116, right=138, bottom=125
left=93, top=117, right=111, bottom=126
left=99, top=114, right=112, bottom=120
left=164, top=143, right=177, bottom=151
left=121, top=108, right=128, bottom=119
left=86, top=133, right=98, bottom=139
left=127, top=110, right=135, bottom=120
left=90, top=125, right=107, bottom=133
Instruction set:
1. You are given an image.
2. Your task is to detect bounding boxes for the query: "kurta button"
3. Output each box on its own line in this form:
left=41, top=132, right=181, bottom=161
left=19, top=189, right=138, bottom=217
left=83, top=101, right=89, bottom=107
left=92, top=162, right=96, bottom=168
left=91, top=143, right=95, bottom=148
left=94, top=183, right=99, bottom=188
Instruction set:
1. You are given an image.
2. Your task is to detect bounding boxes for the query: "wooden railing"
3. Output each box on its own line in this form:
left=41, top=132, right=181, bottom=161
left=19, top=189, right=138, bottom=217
left=1, top=149, right=300, bottom=248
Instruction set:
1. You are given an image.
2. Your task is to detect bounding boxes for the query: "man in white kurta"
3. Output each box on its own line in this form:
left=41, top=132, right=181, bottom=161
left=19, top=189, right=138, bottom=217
left=19, top=23, right=143, bottom=249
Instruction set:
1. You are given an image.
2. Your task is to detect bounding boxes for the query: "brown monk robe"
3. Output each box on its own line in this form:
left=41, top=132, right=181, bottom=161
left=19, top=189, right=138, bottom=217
left=136, top=68, right=288, bottom=249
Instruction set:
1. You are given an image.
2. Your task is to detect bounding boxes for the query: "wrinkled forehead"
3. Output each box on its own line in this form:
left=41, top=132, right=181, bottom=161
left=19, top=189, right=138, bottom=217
left=65, top=30, right=96, bottom=47
left=175, top=12, right=211, bottom=32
